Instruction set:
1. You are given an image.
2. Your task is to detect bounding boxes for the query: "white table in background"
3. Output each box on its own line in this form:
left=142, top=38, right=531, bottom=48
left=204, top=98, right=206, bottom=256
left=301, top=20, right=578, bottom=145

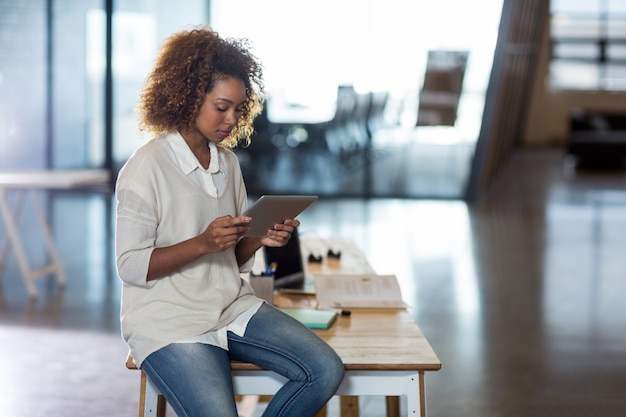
left=0, top=169, right=110, bottom=297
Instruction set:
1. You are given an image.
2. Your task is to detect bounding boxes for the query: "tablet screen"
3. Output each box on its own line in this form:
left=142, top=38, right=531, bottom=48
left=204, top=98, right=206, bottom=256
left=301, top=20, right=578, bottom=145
left=243, top=195, right=318, bottom=236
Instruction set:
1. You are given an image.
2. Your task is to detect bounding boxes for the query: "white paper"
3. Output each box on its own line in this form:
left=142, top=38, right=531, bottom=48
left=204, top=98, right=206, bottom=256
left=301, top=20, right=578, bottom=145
left=313, top=274, right=406, bottom=309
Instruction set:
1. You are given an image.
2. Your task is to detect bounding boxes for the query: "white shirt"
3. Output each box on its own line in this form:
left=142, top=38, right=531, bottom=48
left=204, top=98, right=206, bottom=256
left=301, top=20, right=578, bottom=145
left=166, top=134, right=262, bottom=348
left=116, top=132, right=262, bottom=367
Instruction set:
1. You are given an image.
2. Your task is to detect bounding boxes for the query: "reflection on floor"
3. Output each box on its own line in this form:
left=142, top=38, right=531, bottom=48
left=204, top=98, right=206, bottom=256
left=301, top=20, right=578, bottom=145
left=1, top=149, right=626, bottom=417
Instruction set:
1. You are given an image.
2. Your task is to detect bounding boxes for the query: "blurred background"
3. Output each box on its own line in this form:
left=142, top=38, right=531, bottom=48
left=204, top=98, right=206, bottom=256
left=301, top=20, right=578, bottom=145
left=2, top=1, right=626, bottom=416
left=2, top=1, right=625, bottom=198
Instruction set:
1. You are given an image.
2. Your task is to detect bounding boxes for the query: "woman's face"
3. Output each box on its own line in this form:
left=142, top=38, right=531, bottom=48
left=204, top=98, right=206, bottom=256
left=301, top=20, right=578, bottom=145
left=194, top=77, right=246, bottom=143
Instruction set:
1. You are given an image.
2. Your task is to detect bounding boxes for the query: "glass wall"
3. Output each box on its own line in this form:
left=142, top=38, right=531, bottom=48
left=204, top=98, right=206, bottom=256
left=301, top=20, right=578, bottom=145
left=550, top=0, right=626, bottom=91
left=0, top=1, right=503, bottom=198
left=92, top=0, right=209, bottom=171
left=211, top=0, right=503, bottom=198
left=0, top=1, right=50, bottom=169
left=0, top=0, right=207, bottom=172
left=52, top=0, right=103, bottom=169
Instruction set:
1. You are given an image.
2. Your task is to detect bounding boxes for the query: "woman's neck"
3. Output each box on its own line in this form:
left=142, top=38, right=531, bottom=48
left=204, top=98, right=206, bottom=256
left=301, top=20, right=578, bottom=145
left=180, top=130, right=211, bottom=169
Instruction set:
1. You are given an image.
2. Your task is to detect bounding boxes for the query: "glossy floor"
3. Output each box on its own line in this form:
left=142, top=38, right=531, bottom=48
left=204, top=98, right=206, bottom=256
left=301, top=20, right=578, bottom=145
left=1, top=149, right=625, bottom=417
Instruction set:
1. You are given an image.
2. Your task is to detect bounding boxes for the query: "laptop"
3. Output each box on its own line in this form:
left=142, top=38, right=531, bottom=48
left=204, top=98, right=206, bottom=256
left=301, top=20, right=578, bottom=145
left=263, top=228, right=316, bottom=294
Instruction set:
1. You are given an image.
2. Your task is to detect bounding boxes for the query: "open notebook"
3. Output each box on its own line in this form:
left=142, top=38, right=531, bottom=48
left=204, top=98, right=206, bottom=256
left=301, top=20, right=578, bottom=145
left=313, top=274, right=406, bottom=309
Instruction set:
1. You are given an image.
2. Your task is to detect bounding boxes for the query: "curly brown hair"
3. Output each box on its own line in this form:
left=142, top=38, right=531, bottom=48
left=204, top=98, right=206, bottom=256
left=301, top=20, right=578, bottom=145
left=137, top=26, right=264, bottom=148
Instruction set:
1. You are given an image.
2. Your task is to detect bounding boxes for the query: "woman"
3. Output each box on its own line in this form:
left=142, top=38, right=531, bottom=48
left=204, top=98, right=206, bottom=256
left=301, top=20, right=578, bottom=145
left=115, top=26, right=344, bottom=417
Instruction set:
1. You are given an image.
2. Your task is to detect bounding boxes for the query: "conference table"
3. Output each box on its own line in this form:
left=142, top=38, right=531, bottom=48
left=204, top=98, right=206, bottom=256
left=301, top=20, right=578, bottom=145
left=0, top=169, right=110, bottom=297
left=245, top=237, right=442, bottom=417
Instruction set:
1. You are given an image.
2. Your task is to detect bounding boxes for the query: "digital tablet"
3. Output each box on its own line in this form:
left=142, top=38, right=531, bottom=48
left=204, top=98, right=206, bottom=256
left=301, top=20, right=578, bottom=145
left=243, top=195, right=318, bottom=236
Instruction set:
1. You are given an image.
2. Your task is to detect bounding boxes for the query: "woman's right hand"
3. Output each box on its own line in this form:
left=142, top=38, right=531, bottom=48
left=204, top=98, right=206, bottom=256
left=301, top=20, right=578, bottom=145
left=146, top=215, right=252, bottom=281
left=202, top=215, right=252, bottom=252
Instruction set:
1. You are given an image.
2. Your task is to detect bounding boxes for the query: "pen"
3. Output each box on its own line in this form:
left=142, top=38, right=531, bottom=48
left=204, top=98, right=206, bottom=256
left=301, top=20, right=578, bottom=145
left=265, top=262, right=277, bottom=275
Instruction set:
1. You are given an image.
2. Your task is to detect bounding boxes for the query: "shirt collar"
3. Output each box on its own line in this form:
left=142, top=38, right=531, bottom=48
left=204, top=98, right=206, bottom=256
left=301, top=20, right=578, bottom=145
left=169, top=132, right=220, bottom=175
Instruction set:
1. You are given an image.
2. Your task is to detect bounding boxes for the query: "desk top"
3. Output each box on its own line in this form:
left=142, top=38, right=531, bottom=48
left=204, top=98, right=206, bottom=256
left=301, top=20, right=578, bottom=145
left=310, top=307, right=440, bottom=371
left=0, top=169, right=110, bottom=189
left=245, top=237, right=442, bottom=372
left=231, top=303, right=441, bottom=372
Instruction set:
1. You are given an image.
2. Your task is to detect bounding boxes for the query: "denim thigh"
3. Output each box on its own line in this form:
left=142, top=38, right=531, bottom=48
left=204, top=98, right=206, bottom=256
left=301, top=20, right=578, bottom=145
left=141, top=303, right=344, bottom=417
left=228, top=303, right=344, bottom=417
left=142, top=342, right=238, bottom=417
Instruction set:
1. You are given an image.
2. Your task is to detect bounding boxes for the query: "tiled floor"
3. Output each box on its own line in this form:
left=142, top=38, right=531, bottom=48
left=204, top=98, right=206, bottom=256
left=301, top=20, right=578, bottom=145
left=1, top=149, right=626, bottom=417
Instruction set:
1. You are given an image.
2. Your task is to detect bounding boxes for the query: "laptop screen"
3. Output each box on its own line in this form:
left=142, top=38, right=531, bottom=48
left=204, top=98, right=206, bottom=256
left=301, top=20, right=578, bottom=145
left=263, top=228, right=306, bottom=289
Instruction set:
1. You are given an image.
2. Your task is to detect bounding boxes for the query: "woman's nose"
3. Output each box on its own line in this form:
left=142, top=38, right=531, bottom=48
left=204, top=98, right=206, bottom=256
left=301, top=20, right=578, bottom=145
left=225, top=109, right=238, bottom=125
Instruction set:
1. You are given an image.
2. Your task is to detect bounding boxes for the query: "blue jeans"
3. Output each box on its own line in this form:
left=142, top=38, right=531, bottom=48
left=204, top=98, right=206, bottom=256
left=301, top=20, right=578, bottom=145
left=141, top=303, right=345, bottom=417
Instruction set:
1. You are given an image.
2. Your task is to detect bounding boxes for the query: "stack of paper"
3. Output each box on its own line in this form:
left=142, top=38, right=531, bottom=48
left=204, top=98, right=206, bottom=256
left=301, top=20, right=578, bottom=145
left=313, top=274, right=406, bottom=309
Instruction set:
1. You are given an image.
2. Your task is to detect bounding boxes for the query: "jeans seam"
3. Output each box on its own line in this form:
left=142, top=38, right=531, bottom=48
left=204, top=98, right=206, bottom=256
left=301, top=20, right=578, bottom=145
left=231, top=334, right=313, bottom=379
left=229, top=336, right=312, bottom=416
left=141, top=358, right=192, bottom=417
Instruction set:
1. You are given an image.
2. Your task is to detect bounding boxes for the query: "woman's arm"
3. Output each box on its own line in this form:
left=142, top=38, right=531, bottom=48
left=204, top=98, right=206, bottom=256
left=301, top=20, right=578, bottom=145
left=147, top=215, right=252, bottom=281
left=235, top=236, right=264, bottom=267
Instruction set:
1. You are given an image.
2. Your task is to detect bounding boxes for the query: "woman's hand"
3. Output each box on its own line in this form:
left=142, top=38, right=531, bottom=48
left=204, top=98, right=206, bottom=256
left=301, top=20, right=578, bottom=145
left=260, top=219, right=300, bottom=248
left=234, top=219, right=300, bottom=266
left=147, top=215, right=251, bottom=281
left=202, top=215, right=252, bottom=252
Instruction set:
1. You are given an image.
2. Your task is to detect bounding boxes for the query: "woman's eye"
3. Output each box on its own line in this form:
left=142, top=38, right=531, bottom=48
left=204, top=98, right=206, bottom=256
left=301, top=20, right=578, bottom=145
left=216, top=107, right=227, bottom=112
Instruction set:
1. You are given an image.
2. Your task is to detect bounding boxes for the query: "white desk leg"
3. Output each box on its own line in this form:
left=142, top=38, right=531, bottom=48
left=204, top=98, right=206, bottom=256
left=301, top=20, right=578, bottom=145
left=401, top=371, right=425, bottom=417
left=400, top=372, right=421, bottom=417
left=0, top=189, right=24, bottom=276
left=30, top=190, right=66, bottom=288
left=0, top=189, right=66, bottom=297
left=0, top=189, right=38, bottom=297
left=399, top=371, right=426, bottom=417
left=144, top=376, right=161, bottom=417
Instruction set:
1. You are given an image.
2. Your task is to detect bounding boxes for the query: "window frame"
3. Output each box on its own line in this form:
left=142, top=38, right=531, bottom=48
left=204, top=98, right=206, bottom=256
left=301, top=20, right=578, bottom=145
left=549, top=3, right=626, bottom=91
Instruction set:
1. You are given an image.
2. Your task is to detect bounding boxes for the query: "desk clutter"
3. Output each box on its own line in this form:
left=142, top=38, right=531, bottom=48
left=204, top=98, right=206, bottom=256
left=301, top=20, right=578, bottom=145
left=307, top=248, right=341, bottom=263
left=248, top=230, right=406, bottom=331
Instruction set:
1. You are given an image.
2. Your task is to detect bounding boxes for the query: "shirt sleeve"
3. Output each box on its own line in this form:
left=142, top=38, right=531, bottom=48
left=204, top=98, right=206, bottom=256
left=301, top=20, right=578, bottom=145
left=115, top=185, right=158, bottom=289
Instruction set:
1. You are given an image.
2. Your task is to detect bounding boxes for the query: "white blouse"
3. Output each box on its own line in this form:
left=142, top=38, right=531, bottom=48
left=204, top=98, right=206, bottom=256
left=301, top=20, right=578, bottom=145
left=116, top=132, right=261, bottom=367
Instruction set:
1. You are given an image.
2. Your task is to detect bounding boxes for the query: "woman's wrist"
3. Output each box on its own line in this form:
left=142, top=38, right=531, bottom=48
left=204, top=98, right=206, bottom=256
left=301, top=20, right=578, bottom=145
left=236, top=236, right=263, bottom=265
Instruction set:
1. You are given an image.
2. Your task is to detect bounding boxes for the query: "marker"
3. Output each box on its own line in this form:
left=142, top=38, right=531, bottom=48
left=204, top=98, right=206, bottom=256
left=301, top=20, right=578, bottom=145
left=323, top=308, right=351, bottom=317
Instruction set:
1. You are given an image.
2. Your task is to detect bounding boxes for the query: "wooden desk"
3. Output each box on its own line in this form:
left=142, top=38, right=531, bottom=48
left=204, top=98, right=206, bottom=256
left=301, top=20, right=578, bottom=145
left=250, top=237, right=441, bottom=417
left=0, top=169, right=110, bottom=297
left=229, top=308, right=440, bottom=417
left=289, top=238, right=439, bottom=417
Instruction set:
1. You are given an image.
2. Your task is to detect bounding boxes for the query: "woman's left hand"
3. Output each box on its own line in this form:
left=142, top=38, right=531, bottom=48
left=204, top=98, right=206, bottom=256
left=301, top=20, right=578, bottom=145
left=260, top=219, right=300, bottom=248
